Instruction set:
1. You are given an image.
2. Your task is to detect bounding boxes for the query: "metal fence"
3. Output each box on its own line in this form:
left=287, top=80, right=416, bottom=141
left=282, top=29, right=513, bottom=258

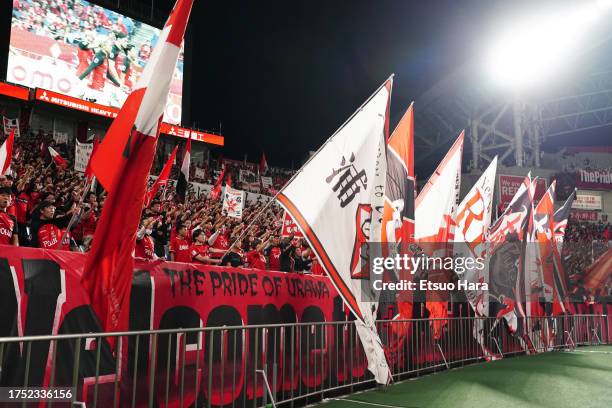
left=0, top=314, right=608, bottom=407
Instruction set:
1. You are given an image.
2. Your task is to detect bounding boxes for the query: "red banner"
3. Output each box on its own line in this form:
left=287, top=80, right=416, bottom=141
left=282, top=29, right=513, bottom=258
left=575, top=169, right=612, bottom=190
left=158, top=123, right=224, bottom=146
left=570, top=209, right=599, bottom=221
left=281, top=211, right=304, bottom=238
left=0, top=81, right=30, bottom=101
left=34, top=88, right=225, bottom=146
left=0, top=245, right=366, bottom=407
left=35, top=88, right=119, bottom=118
left=498, top=174, right=547, bottom=210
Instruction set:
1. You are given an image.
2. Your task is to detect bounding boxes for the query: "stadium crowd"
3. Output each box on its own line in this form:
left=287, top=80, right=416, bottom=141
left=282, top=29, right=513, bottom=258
left=0, top=129, right=324, bottom=274
left=0, top=127, right=609, bottom=287
left=563, top=220, right=612, bottom=301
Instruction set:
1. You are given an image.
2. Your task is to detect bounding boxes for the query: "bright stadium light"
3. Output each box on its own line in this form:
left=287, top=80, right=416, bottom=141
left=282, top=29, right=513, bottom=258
left=486, top=2, right=608, bottom=89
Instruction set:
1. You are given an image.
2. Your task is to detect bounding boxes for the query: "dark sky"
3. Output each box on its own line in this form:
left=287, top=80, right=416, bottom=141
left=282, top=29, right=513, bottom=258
left=172, top=0, right=606, bottom=169
left=186, top=0, right=493, bottom=168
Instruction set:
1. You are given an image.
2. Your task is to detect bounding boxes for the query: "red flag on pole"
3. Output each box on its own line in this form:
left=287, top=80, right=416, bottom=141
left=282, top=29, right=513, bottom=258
left=259, top=152, right=268, bottom=175
left=48, top=146, right=68, bottom=168
left=0, top=129, right=15, bottom=175
left=209, top=165, right=225, bottom=201
left=81, top=0, right=194, bottom=335
left=145, top=146, right=178, bottom=206
left=226, top=172, right=233, bottom=187
left=84, top=136, right=100, bottom=182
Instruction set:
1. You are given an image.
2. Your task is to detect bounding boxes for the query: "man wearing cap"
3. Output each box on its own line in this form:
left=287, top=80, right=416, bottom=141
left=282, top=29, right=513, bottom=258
left=0, top=187, right=19, bottom=246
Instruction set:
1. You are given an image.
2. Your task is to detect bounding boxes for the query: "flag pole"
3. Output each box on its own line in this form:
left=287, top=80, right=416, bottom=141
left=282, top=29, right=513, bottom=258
left=60, top=177, right=92, bottom=248
left=224, top=74, right=394, bottom=255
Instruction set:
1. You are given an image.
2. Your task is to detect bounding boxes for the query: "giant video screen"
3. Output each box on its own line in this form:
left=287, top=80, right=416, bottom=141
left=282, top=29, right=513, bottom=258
left=8, top=0, right=184, bottom=124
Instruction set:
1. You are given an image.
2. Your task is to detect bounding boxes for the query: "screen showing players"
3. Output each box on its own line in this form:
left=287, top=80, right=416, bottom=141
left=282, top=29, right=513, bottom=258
left=8, top=0, right=184, bottom=124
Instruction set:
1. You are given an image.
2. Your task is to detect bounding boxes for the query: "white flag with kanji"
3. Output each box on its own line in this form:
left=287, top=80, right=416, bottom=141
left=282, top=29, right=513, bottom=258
left=277, top=79, right=392, bottom=384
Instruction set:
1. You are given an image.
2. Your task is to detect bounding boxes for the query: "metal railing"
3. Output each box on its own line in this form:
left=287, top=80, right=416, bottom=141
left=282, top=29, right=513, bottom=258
left=0, top=314, right=608, bottom=407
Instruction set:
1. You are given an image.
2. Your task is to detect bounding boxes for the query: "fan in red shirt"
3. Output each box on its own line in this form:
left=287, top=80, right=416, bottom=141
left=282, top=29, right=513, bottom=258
left=0, top=187, right=19, bottom=246
left=170, top=222, right=192, bottom=263
left=135, top=218, right=158, bottom=260
left=245, top=239, right=268, bottom=270
left=191, top=230, right=220, bottom=265
left=209, top=225, right=231, bottom=259
left=30, top=201, right=75, bottom=250
left=264, top=236, right=282, bottom=270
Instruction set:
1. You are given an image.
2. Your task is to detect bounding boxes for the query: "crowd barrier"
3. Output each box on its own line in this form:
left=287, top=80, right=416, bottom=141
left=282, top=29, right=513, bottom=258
left=0, top=315, right=608, bottom=407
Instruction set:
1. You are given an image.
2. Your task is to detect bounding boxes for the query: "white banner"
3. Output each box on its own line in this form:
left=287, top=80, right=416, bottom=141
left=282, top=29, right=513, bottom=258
left=74, top=140, right=94, bottom=173
left=222, top=186, right=245, bottom=219
left=277, top=81, right=391, bottom=384
left=3, top=117, right=19, bottom=137
left=194, top=167, right=206, bottom=179
left=54, top=131, right=69, bottom=144
left=261, top=176, right=273, bottom=189
left=572, top=193, right=602, bottom=210
left=239, top=169, right=258, bottom=184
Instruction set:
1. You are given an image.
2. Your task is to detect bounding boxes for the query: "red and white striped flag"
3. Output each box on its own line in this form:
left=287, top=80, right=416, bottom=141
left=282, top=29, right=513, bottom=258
left=81, top=0, right=194, bottom=335
left=0, top=129, right=15, bottom=175
left=48, top=146, right=67, bottom=168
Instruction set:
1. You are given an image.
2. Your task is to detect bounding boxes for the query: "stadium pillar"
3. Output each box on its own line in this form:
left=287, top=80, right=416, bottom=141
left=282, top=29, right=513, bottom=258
left=533, top=107, right=541, bottom=168
left=470, top=118, right=479, bottom=171
left=513, top=97, right=523, bottom=167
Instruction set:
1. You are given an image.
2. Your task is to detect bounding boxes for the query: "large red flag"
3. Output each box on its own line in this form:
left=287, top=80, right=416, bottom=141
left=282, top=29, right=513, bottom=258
left=81, top=0, right=193, bottom=334
left=0, top=129, right=15, bottom=175
left=145, top=146, right=178, bottom=206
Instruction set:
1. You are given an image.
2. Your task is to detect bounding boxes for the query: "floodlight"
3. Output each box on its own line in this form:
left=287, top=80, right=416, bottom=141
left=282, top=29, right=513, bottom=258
left=486, top=2, right=607, bottom=89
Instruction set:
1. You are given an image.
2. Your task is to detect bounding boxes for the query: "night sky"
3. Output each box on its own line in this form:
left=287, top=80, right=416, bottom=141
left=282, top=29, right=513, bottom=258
left=163, top=0, right=606, bottom=169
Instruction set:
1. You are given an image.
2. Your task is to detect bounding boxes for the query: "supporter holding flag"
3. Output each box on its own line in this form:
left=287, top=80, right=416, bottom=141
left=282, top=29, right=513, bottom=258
left=0, top=186, right=18, bottom=246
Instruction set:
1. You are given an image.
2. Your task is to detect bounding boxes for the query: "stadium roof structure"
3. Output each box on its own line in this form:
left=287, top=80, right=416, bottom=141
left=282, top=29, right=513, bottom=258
left=411, top=21, right=612, bottom=173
